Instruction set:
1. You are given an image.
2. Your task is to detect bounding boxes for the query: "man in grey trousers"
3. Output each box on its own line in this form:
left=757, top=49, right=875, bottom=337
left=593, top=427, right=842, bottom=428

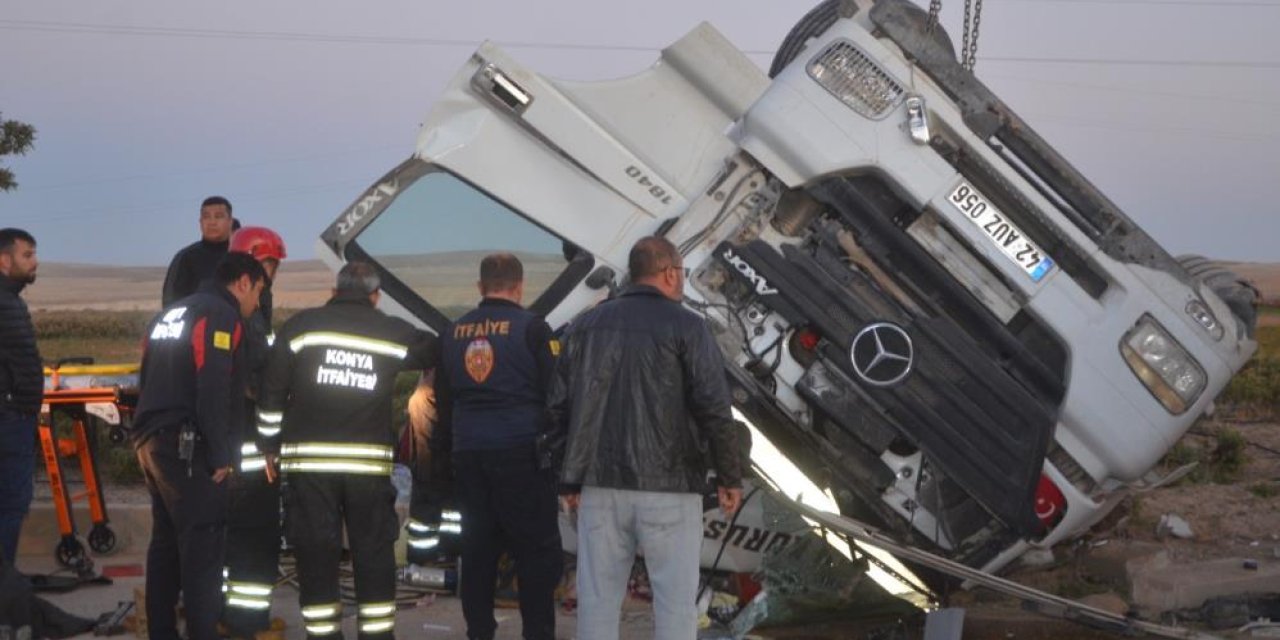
left=547, top=236, right=743, bottom=640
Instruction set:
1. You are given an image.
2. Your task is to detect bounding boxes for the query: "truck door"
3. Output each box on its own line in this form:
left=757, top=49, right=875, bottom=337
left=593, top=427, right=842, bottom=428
left=317, top=25, right=769, bottom=331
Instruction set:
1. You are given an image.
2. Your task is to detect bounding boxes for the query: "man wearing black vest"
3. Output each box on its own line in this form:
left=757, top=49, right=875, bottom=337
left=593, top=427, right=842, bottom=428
left=433, top=253, right=561, bottom=640
left=0, top=228, right=41, bottom=568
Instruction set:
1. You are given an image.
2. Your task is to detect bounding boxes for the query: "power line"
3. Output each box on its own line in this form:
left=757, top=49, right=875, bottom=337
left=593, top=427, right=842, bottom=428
left=0, top=19, right=699, bottom=53
left=5, top=19, right=1278, bottom=70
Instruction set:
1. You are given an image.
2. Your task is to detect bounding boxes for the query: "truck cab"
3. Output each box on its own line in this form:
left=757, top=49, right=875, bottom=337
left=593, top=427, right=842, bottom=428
left=317, top=0, right=1258, bottom=573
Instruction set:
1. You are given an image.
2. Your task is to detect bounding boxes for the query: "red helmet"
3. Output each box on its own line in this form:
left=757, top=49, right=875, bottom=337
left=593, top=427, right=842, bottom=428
left=229, top=226, right=287, bottom=262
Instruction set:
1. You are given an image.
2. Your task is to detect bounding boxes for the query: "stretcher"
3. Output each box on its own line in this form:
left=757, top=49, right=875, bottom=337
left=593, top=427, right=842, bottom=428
left=39, top=358, right=140, bottom=571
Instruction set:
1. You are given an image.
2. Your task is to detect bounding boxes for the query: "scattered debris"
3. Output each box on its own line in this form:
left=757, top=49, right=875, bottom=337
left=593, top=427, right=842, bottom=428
left=1157, top=514, right=1196, bottom=540
left=1019, top=549, right=1055, bottom=568
left=1078, top=593, right=1130, bottom=617
left=93, top=601, right=134, bottom=636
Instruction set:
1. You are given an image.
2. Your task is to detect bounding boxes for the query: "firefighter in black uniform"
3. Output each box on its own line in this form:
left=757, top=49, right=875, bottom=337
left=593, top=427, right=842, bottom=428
left=402, top=372, right=463, bottom=569
left=131, top=253, right=268, bottom=640
left=258, top=261, right=436, bottom=640
left=221, top=227, right=288, bottom=637
left=433, top=253, right=561, bottom=640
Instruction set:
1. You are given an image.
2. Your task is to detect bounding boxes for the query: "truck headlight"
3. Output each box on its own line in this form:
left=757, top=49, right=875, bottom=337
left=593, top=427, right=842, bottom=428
left=1119, top=315, right=1206, bottom=415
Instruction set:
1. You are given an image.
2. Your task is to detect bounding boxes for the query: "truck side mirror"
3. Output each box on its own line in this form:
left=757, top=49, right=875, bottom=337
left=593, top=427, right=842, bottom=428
left=585, top=266, right=616, bottom=293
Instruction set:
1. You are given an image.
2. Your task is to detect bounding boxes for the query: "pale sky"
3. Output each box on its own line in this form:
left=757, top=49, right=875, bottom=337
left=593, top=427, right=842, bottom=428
left=1, top=0, right=1277, bottom=265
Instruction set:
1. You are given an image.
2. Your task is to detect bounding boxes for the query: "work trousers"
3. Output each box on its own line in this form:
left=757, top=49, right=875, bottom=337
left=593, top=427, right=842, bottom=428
left=222, top=468, right=282, bottom=636
left=136, top=428, right=229, bottom=640
left=284, top=473, right=398, bottom=640
left=0, top=411, right=36, bottom=566
left=454, top=445, right=561, bottom=640
left=405, top=480, right=460, bottom=566
left=576, top=486, right=702, bottom=640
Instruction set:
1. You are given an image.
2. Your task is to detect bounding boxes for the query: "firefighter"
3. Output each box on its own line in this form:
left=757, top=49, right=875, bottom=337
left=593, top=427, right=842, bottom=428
left=221, top=226, right=287, bottom=637
left=257, top=261, right=436, bottom=640
left=433, top=253, right=561, bottom=640
left=131, top=253, right=268, bottom=640
left=401, top=373, right=463, bottom=568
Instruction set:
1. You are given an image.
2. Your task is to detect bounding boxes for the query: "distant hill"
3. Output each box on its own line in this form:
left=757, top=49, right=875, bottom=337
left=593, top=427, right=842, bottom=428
left=1223, top=262, right=1280, bottom=305
left=24, top=260, right=335, bottom=311
left=22, top=251, right=565, bottom=311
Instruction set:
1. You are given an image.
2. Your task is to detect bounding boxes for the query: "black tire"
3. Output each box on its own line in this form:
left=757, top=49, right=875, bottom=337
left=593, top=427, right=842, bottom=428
left=55, top=536, right=86, bottom=568
left=769, top=0, right=843, bottom=78
left=88, top=525, right=117, bottom=555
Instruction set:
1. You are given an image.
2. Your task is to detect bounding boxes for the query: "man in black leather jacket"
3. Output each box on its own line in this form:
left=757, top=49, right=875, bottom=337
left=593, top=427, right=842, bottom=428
left=0, top=228, right=41, bottom=568
left=161, top=196, right=234, bottom=307
left=547, top=236, right=743, bottom=640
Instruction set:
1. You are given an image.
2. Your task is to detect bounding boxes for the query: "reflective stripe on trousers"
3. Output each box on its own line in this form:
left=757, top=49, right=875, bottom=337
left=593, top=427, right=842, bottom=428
left=406, top=508, right=461, bottom=551
left=224, top=579, right=273, bottom=611
left=358, top=601, right=396, bottom=635
left=257, top=410, right=282, bottom=438
left=301, top=603, right=341, bottom=637
left=240, top=442, right=267, bottom=473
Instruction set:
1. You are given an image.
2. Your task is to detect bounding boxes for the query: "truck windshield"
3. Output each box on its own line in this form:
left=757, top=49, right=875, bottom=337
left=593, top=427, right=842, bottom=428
left=352, top=169, right=574, bottom=320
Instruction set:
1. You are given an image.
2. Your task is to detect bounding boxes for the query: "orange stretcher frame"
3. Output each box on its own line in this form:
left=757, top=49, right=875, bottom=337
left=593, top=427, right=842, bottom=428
left=39, top=362, right=139, bottom=570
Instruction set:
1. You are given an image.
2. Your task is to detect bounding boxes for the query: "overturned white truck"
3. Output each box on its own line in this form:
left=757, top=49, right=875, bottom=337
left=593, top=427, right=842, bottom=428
left=318, top=0, right=1258, bottom=575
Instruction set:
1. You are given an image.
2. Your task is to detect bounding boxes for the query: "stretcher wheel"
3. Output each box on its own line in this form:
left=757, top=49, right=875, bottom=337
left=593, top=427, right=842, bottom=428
left=89, top=525, right=117, bottom=554
left=55, top=536, right=87, bottom=568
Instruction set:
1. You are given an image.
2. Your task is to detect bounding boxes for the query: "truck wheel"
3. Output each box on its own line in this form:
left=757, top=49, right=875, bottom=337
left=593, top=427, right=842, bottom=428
left=769, top=0, right=842, bottom=78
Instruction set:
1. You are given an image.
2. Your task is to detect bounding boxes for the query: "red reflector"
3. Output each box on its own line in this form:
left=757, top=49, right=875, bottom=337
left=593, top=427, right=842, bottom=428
left=797, top=329, right=820, bottom=351
left=1034, top=474, right=1067, bottom=531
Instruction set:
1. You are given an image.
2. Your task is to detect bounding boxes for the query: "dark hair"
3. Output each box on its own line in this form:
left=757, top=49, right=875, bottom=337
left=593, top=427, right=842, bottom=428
left=479, top=253, right=523, bottom=294
left=628, top=236, right=680, bottom=280
left=0, top=228, right=35, bottom=254
left=214, top=252, right=267, bottom=287
left=336, top=261, right=381, bottom=296
left=201, top=195, right=233, bottom=215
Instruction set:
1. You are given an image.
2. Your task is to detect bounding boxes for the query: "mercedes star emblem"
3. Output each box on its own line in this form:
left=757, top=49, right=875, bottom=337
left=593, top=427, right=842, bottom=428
left=849, top=322, right=913, bottom=387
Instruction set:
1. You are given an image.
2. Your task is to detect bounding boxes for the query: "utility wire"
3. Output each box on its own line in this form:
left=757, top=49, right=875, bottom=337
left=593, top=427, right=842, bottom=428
left=0, top=19, right=716, bottom=53
left=3, top=19, right=1279, bottom=70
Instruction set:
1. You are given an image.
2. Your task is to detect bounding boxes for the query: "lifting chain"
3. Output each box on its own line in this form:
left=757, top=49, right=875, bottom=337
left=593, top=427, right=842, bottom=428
left=961, top=0, right=984, bottom=71
left=926, top=0, right=943, bottom=32
left=926, top=0, right=984, bottom=71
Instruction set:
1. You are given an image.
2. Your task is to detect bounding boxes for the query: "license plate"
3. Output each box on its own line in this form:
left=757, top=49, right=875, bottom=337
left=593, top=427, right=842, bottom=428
left=946, top=182, right=1055, bottom=282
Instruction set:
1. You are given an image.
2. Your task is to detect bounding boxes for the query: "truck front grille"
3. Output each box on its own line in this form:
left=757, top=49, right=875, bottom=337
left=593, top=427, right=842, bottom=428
left=808, top=40, right=905, bottom=120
